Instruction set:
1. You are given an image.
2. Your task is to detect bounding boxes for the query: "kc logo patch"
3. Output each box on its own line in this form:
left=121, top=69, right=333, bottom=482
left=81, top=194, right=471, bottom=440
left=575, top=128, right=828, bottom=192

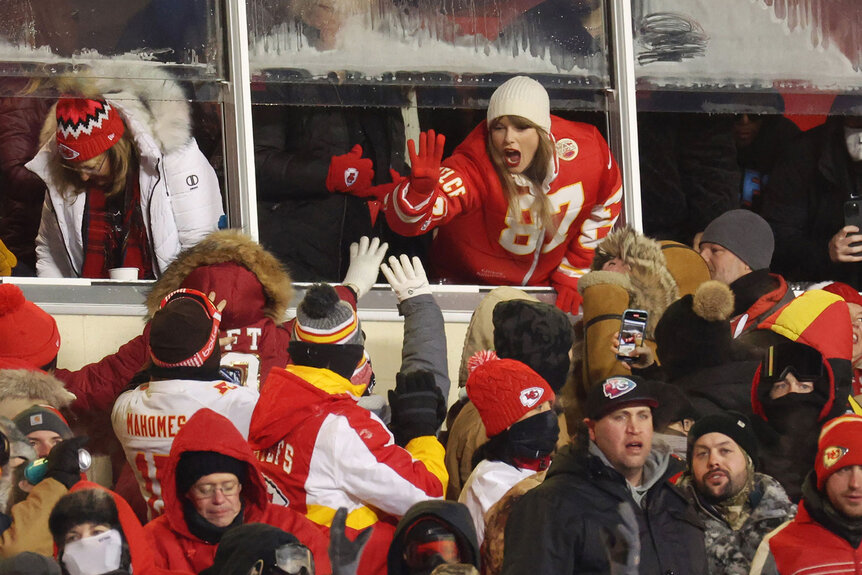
left=556, top=138, right=579, bottom=161
left=58, top=143, right=80, bottom=160
left=520, top=386, right=545, bottom=408
left=603, top=377, right=637, bottom=399
left=344, top=167, right=359, bottom=187
left=823, top=445, right=849, bottom=469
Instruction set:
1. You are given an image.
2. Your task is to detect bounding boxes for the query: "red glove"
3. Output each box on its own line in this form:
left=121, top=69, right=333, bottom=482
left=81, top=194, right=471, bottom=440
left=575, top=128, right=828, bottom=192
left=405, top=130, right=445, bottom=203
left=326, top=144, right=374, bottom=193
left=554, top=284, right=583, bottom=314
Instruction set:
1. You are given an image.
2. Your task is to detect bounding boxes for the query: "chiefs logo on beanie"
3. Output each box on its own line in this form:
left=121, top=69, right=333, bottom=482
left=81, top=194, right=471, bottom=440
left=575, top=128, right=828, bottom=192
left=816, top=414, right=862, bottom=489
left=56, top=97, right=125, bottom=162
left=467, top=353, right=554, bottom=437
left=0, top=284, right=60, bottom=368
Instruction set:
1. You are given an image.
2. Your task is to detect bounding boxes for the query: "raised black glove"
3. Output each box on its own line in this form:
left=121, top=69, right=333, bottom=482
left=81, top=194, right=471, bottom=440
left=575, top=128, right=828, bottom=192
left=329, top=507, right=373, bottom=575
left=45, top=436, right=88, bottom=489
left=388, top=370, right=445, bottom=447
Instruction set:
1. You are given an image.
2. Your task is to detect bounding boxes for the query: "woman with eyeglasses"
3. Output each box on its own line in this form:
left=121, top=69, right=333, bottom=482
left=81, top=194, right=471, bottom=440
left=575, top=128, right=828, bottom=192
left=26, top=77, right=223, bottom=279
left=144, top=409, right=332, bottom=574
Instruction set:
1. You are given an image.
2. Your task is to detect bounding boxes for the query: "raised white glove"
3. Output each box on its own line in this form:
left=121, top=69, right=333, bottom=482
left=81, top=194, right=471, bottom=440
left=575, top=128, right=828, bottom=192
left=342, top=236, right=388, bottom=298
left=380, top=254, right=432, bottom=303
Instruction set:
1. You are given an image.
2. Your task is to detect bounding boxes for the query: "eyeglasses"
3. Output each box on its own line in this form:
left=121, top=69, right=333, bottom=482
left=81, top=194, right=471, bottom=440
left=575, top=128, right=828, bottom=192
left=189, top=479, right=240, bottom=499
left=60, top=153, right=107, bottom=176
left=404, top=537, right=460, bottom=571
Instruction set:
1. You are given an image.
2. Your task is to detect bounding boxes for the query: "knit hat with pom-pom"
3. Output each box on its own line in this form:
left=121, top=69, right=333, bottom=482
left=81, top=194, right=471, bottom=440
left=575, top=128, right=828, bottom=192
left=655, top=280, right=735, bottom=379
left=0, top=284, right=61, bottom=368
left=467, top=354, right=555, bottom=437
left=289, top=283, right=365, bottom=382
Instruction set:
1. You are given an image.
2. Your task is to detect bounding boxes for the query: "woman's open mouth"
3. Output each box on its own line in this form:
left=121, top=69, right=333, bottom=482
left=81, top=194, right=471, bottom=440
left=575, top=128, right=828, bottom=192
left=504, top=149, right=521, bottom=167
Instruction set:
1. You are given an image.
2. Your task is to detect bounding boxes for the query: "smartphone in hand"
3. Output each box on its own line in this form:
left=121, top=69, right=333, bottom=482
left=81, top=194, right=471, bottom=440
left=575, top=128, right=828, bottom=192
left=616, top=309, right=648, bottom=363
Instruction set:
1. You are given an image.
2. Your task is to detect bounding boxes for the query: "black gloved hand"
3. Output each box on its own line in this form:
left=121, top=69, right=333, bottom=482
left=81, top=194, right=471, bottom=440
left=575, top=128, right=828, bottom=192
left=329, top=507, right=373, bottom=575
left=388, top=370, right=445, bottom=447
left=45, top=436, right=88, bottom=489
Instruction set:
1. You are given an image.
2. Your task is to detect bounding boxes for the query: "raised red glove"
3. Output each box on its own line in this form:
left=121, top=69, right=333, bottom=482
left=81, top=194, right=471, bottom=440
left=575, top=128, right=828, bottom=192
left=554, top=284, right=583, bottom=315
left=326, top=144, right=374, bottom=193
left=405, top=130, right=445, bottom=202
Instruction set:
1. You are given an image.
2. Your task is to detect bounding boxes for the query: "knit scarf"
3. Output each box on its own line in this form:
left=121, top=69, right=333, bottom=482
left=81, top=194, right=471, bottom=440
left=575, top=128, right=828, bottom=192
left=81, top=169, right=153, bottom=279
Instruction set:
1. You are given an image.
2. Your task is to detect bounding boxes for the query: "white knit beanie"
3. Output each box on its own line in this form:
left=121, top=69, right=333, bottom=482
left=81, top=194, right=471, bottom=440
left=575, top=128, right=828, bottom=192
left=487, top=76, right=551, bottom=134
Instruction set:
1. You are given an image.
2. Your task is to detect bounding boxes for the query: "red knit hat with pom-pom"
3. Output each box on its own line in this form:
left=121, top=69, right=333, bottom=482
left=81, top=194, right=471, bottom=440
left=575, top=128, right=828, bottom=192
left=467, top=353, right=555, bottom=437
left=0, top=284, right=61, bottom=368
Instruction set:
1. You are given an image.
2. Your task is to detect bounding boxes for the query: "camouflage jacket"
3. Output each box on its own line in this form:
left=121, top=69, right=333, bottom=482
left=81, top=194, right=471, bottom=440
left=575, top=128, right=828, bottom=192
left=676, top=472, right=796, bottom=575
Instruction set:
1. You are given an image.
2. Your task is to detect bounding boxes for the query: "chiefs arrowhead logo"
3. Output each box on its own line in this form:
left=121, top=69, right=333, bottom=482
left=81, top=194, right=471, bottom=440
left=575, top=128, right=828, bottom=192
left=519, top=386, right=545, bottom=408
left=58, top=142, right=80, bottom=160
left=603, top=377, right=637, bottom=399
left=344, top=167, right=359, bottom=187
left=556, top=138, right=579, bottom=161
left=823, top=445, right=849, bottom=469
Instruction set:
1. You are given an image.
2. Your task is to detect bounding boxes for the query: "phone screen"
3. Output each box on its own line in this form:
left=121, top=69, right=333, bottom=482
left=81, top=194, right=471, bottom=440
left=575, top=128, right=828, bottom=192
left=617, top=310, right=648, bottom=361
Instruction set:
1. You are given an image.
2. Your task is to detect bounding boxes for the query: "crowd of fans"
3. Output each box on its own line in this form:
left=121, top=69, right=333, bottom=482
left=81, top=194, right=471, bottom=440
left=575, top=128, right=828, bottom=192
left=0, top=68, right=861, bottom=574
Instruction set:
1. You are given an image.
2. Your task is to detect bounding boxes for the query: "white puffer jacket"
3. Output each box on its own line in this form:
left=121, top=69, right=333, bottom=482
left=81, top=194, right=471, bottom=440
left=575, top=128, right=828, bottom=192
left=28, top=77, right=223, bottom=278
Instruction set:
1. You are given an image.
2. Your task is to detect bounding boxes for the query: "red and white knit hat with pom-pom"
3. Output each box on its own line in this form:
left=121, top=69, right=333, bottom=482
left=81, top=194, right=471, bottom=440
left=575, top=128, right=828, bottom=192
left=0, top=284, right=61, bottom=368
left=466, top=351, right=555, bottom=437
left=55, top=97, right=125, bottom=162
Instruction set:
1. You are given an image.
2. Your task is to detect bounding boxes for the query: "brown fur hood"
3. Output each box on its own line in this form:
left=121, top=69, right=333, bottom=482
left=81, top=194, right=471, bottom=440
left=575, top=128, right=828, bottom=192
left=579, top=227, right=678, bottom=336
left=145, top=230, right=293, bottom=324
left=0, top=369, right=76, bottom=407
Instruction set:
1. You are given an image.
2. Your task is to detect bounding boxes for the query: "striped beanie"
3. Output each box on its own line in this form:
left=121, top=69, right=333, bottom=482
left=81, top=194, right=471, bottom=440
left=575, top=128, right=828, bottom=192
left=292, top=283, right=364, bottom=346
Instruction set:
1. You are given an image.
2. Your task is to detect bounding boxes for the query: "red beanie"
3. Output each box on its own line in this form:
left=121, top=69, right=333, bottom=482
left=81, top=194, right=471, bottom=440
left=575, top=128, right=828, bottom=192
left=467, top=355, right=555, bottom=437
left=818, top=281, right=862, bottom=307
left=816, top=414, right=862, bottom=489
left=55, top=97, right=125, bottom=162
left=0, top=284, right=60, bottom=368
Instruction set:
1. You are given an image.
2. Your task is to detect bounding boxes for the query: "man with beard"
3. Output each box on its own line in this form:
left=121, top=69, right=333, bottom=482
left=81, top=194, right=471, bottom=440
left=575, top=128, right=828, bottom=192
left=750, top=414, right=862, bottom=574
left=675, top=412, right=795, bottom=574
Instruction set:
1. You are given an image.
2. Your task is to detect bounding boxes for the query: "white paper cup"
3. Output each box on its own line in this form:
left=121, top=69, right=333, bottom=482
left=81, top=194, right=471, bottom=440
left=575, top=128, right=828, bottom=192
left=109, top=267, right=139, bottom=281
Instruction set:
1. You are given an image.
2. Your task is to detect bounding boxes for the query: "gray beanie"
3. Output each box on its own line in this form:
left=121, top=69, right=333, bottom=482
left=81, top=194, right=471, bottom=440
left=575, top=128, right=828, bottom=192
left=292, top=283, right=364, bottom=346
left=700, top=209, right=774, bottom=270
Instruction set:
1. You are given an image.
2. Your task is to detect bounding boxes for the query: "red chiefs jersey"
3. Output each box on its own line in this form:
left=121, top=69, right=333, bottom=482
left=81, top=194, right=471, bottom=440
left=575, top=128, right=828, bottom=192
left=385, top=116, right=622, bottom=290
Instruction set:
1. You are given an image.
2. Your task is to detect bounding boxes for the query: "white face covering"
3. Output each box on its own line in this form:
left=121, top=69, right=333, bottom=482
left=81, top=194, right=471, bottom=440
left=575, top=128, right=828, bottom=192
left=62, top=529, right=123, bottom=575
left=845, top=126, right=862, bottom=162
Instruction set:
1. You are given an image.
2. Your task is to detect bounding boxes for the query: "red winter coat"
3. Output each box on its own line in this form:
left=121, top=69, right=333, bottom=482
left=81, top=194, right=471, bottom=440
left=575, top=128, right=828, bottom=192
left=384, top=116, right=622, bottom=292
left=750, top=500, right=862, bottom=574
left=144, top=409, right=331, bottom=574
left=65, top=482, right=185, bottom=575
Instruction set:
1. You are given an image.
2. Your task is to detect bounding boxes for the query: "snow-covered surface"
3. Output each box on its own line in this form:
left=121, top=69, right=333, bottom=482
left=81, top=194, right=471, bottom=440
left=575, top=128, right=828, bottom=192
left=249, top=15, right=607, bottom=83
left=635, top=0, right=860, bottom=90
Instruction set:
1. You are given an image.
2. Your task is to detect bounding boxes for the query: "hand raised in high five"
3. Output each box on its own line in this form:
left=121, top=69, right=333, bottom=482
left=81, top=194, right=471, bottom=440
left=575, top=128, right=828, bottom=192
left=407, top=130, right=446, bottom=197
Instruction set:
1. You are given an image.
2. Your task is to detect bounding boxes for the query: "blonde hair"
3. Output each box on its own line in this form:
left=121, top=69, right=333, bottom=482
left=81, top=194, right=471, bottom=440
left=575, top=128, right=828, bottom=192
left=58, top=131, right=136, bottom=199
left=487, top=115, right=557, bottom=236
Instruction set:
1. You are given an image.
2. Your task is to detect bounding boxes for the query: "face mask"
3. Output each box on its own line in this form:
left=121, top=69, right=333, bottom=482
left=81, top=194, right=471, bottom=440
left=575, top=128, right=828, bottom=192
left=845, top=126, right=862, bottom=162
left=508, top=410, right=559, bottom=460
left=62, top=529, right=123, bottom=575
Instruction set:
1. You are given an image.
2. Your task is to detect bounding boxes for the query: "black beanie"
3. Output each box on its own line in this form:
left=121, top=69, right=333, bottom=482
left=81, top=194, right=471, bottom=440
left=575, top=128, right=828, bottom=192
left=49, top=488, right=120, bottom=547
left=199, top=523, right=301, bottom=575
left=655, top=281, right=735, bottom=379
left=687, top=411, right=758, bottom=467
left=492, top=299, right=573, bottom=392
left=148, top=295, right=222, bottom=380
left=176, top=451, right=248, bottom=496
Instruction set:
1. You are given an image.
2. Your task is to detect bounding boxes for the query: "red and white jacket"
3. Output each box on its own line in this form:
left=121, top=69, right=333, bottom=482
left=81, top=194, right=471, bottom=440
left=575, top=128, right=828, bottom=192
left=750, top=500, right=862, bottom=574
left=384, top=116, right=622, bottom=292
left=248, top=365, right=447, bottom=575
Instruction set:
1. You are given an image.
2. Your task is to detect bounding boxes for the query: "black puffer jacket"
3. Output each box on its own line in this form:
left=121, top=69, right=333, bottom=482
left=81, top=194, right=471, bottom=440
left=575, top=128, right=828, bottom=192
left=501, top=440, right=707, bottom=575
left=762, top=116, right=862, bottom=287
left=253, top=92, right=411, bottom=281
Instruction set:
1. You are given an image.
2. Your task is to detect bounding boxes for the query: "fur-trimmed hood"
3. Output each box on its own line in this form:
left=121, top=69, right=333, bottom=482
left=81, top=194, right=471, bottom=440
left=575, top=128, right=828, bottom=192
left=0, top=368, right=76, bottom=411
left=145, top=230, right=293, bottom=325
left=579, top=227, right=678, bottom=336
left=37, top=68, right=192, bottom=156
